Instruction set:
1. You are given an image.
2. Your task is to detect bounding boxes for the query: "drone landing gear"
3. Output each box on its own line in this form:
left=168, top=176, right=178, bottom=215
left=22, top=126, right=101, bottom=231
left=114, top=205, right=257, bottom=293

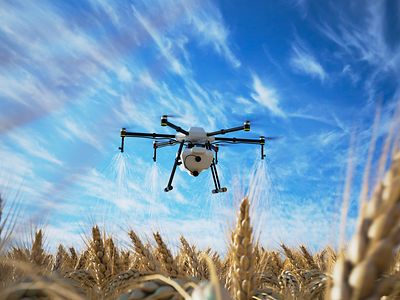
left=164, top=141, right=185, bottom=192
left=210, top=159, right=227, bottom=194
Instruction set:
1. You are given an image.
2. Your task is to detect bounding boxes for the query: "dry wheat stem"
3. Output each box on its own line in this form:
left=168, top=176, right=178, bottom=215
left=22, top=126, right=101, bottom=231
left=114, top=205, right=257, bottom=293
left=331, top=151, right=400, bottom=300
left=129, top=230, right=159, bottom=272
left=228, top=197, right=255, bottom=300
left=153, top=231, right=179, bottom=277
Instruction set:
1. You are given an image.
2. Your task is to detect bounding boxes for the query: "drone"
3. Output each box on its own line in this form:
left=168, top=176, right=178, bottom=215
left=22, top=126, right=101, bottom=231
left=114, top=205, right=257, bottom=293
left=118, top=115, right=276, bottom=194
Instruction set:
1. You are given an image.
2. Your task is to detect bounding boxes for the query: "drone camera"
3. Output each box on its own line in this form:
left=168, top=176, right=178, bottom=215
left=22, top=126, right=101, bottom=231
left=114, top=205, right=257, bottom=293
left=244, top=121, right=250, bottom=131
left=161, top=115, right=168, bottom=126
left=192, top=171, right=199, bottom=177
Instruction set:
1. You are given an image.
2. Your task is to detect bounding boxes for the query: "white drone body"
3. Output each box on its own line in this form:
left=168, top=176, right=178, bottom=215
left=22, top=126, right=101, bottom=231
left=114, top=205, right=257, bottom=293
left=176, top=127, right=215, bottom=176
left=119, top=116, right=270, bottom=194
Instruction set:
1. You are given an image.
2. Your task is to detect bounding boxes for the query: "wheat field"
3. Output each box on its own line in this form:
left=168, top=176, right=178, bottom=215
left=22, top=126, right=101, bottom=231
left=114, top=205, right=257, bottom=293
left=0, top=148, right=399, bottom=300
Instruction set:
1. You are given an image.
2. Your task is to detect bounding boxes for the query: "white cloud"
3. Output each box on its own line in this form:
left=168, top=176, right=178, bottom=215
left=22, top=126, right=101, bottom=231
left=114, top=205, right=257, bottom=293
left=251, top=75, right=285, bottom=118
left=117, top=66, right=133, bottom=83
left=318, top=1, right=400, bottom=78
left=7, top=130, right=63, bottom=166
left=315, top=130, right=346, bottom=147
left=131, top=5, right=186, bottom=76
left=181, top=1, right=241, bottom=68
left=89, top=0, right=121, bottom=28
left=59, top=118, right=104, bottom=151
left=73, top=158, right=171, bottom=216
left=44, top=223, right=84, bottom=252
left=290, top=0, right=309, bottom=18
left=342, top=65, right=360, bottom=84
left=0, top=1, right=138, bottom=134
left=0, top=146, right=34, bottom=186
left=130, top=0, right=240, bottom=70
left=290, top=40, right=327, bottom=81
left=233, top=97, right=257, bottom=115
left=0, top=144, right=60, bottom=202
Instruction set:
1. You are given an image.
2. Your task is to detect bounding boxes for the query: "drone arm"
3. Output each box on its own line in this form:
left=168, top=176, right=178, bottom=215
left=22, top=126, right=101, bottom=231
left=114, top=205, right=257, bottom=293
left=207, top=121, right=250, bottom=137
left=153, top=140, right=179, bottom=162
left=154, top=140, right=178, bottom=148
left=160, top=116, right=189, bottom=135
left=213, top=137, right=261, bottom=144
left=119, top=128, right=176, bottom=153
left=121, top=130, right=175, bottom=139
left=214, top=136, right=267, bottom=160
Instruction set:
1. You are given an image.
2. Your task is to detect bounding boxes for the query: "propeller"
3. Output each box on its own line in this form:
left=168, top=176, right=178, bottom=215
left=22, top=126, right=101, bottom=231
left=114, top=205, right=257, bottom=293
left=231, top=114, right=266, bottom=127
left=160, top=114, right=181, bottom=119
left=262, top=136, right=282, bottom=140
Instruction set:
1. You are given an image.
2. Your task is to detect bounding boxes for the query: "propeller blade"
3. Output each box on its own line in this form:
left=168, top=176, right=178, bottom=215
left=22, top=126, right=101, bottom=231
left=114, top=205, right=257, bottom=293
left=263, top=136, right=282, bottom=140
left=161, top=114, right=180, bottom=118
left=232, top=114, right=266, bottom=127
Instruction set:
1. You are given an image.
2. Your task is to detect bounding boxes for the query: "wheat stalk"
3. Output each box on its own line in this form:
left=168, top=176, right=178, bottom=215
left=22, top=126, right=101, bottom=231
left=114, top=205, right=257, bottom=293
left=31, top=229, right=45, bottom=265
left=330, top=151, right=400, bottom=300
left=153, top=231, right=179, bottom=277
left=89, top=225, right=109, bottom=287
left=129, top=230, right=160, bottom=273
left=227, top=197, right=255, bottom=300
left=179, top=235, right=200, bottom=278
left=299, top=245, right=318, bottom=270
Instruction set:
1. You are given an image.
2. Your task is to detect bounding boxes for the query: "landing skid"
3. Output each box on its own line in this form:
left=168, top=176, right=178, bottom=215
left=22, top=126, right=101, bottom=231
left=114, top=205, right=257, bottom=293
left=212, top=187, right=228, bottom=194
left=210, top=158, right=227, bottom=194
left=164, top=141, right=185, bottom=192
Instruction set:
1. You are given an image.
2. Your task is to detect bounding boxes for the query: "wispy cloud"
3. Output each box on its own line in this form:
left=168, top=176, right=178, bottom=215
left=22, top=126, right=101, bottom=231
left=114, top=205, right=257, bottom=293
left=342, top=65, right=360, bottom=84
left=233, top=97, right=257, bottom=115
left=317, top=1, right=400, bottom=81
left=131, top=5, right=186, bottom=76
left=181, top=0, right=241, bottom=68
left=0, top=144, right=56, bottom=201
left=126, top=2, right=232, bottom=131
left=58, top=118, right=104, bottom=152
left=250, top=74, right=285, bottom=118
left=42, top=223, right=84, bottom=251
left=7, top=130, right=63, bottom=166
left=130, top=0, right=240, bottom=70
left=290, top=39, right=327, bottom=81
left=0, top=1, right=134, bottom=133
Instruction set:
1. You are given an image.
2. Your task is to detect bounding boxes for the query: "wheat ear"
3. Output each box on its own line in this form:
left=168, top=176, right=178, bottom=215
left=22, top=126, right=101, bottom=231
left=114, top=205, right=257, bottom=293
left=153, top=231, right=179, bottom=277
left=227, top=197, right=255, bottom=300
left=89, top=225, right=109, bottom=286
left=330, top=151, right=400, bottom=299
left=129, top=230, right=159, bottom=272
left=180, top=235, right=200, bottom=278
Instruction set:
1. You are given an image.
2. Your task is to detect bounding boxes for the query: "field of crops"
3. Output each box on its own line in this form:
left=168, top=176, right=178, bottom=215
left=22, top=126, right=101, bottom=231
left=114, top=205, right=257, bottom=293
left=0, top=149, right=399, bottom=300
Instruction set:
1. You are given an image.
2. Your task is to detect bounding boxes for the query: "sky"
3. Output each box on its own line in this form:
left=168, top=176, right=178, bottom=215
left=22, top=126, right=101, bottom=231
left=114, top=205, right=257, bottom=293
left=1, top=0, right=400, bottom=253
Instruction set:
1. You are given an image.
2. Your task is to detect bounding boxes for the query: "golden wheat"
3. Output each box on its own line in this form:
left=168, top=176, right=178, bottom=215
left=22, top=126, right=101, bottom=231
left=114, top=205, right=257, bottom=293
left=227, top=197, right=255, bottom=300
left=1, top=150, right=400, bottom=299
left=330, top=152, right=400, bottom=300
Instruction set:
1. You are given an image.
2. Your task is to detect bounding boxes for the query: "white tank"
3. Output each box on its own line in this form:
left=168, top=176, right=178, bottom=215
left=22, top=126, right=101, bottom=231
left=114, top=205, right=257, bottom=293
left=181, top=146, right=214, bottom=176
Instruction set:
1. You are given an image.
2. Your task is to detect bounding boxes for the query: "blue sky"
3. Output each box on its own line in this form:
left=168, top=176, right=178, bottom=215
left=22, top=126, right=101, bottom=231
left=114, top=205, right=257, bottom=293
left=1, top=0, right=399, bottom=252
